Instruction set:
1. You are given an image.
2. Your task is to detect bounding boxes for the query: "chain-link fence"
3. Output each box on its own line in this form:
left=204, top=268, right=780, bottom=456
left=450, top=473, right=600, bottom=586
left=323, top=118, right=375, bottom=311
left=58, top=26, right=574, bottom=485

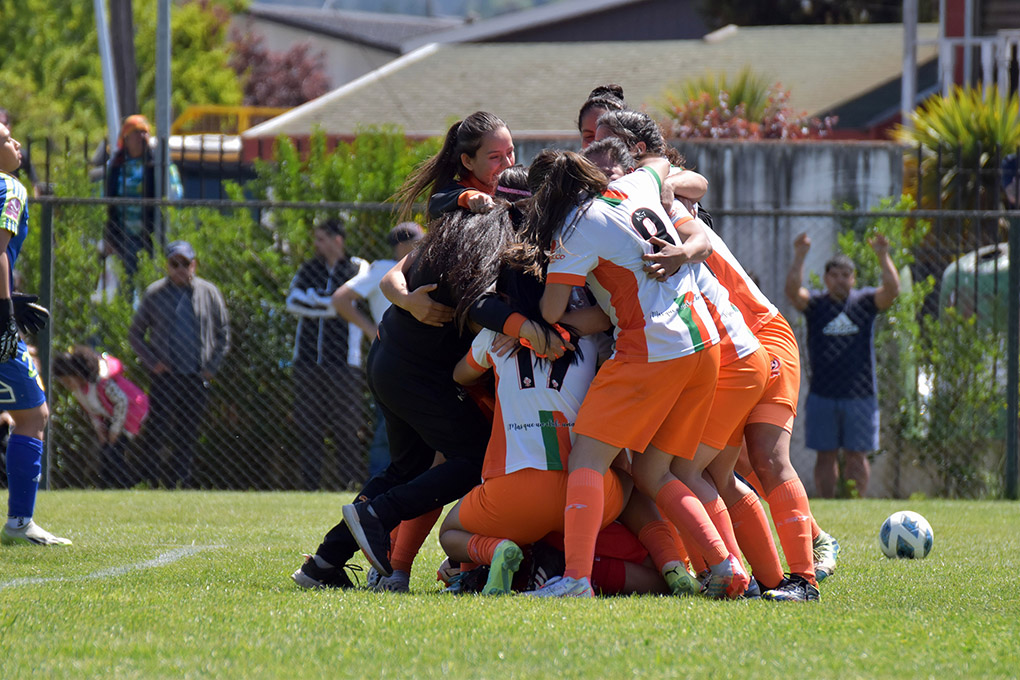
left=1, top=139, right=1018, bottom=498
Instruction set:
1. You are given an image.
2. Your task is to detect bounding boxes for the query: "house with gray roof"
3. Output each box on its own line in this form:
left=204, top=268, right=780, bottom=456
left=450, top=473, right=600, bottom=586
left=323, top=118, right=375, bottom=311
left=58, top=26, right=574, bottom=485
left=233, top=4, right=463, bottom=90
left=242, top=22, right=940, bottom=154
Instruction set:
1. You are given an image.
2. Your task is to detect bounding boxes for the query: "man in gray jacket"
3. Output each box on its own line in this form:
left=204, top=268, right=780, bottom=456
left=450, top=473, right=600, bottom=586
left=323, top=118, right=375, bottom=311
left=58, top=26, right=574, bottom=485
left=130, top=240, right=230, bottom=487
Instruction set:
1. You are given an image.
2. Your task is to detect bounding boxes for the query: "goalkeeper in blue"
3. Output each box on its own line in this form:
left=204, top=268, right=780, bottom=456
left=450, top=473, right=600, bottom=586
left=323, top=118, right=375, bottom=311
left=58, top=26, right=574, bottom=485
left=0, top=120, right=69, bottom=546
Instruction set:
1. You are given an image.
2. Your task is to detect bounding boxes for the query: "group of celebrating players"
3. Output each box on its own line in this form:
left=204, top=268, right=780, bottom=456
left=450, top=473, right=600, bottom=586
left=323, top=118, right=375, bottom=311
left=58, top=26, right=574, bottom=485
left=292, top=85, right=840, bottom=602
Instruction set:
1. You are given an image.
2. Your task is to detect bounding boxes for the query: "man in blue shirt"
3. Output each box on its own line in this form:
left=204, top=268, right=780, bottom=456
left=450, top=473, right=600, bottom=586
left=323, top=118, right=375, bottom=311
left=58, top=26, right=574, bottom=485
left=785, top=232, right=900, bottom=497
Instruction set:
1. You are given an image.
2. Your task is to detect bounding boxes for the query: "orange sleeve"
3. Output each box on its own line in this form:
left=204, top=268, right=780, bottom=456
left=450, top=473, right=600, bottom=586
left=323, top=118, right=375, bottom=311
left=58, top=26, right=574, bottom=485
left=502, top=312, right=527, bottom=338
left=457, top=190, right=485, bottom=210
left=546, top=272, right=588, bottom=287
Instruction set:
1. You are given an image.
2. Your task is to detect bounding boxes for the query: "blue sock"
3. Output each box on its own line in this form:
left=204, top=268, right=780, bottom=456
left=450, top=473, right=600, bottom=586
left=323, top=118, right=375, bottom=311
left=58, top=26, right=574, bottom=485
left=6, top=434, right=43, bottom=519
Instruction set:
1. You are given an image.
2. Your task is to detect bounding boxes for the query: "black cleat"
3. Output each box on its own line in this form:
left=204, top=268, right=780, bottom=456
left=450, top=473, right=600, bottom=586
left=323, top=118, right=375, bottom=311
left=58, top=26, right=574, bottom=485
left=291, top=553, right=361, bottom=590
left=762, top=574, right=820, bottom=602
left=342, top=501, right=393, bottom=577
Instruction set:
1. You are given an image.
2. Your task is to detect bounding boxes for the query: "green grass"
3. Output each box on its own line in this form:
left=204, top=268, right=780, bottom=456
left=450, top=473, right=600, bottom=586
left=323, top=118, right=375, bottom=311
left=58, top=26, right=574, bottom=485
left=1, top=492, right=1018, bottom=679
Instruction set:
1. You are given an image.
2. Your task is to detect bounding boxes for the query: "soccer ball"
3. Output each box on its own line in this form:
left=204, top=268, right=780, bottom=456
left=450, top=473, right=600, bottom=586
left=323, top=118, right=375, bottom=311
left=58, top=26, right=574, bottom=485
left=879, top=510, right=934, bottom=559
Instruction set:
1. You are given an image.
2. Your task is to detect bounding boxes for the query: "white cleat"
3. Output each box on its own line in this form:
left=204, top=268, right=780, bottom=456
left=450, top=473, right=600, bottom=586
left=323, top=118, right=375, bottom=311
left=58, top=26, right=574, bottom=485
left=1, top=520, right=72, bottom=546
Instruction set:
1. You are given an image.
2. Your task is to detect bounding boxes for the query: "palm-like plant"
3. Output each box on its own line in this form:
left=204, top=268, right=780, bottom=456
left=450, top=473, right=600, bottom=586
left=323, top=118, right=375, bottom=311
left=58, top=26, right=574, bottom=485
left=894, top=86, right=1020, bottom=211
left=661, top=67, right=774, bottom=121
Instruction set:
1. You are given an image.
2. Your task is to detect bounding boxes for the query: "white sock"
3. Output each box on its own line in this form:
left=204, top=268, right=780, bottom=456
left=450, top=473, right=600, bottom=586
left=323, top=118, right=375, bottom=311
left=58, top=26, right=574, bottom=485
left=6, top=516, right=31, bottom=530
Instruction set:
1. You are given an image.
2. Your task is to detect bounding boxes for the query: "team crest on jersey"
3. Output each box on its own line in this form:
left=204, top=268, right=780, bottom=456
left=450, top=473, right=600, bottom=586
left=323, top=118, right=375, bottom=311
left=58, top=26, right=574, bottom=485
left=770, top=357, right=781, bottom=378
left=4, top=195, right=22, bottom=222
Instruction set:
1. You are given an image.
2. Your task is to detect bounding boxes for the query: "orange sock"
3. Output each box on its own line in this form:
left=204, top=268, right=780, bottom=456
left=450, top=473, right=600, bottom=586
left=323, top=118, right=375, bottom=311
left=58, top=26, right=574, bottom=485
left=390, top=508, right=443, bottom=574
left=669, top=518, right=708, bottom=572
left=811, top=516, right=822, bottom=540
left=742, top=470, right=766, bottom=497
left=704, top=496, right=742, bottom=560
left=766, top=478, right=816, bottom=585
left=637, top=520, right=682, bottom=573
left=562, top=468, right=605, bottom=580
left=466, top=535, right=505, bottom=566
left=728, top=492, right=784, bottom=589
left=666, top=520, right=691, bottom=567
left=655, top=480, right=727, bottom=567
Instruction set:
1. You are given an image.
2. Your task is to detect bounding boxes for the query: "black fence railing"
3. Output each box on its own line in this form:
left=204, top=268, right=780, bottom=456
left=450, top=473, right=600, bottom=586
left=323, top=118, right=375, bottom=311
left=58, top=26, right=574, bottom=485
left=1, top=139, right=1017, bottom=498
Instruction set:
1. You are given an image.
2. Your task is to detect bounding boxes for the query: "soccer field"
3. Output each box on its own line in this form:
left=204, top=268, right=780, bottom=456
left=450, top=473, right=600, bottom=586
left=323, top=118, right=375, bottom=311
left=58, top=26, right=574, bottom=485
left=1, top=491, right=1017, bottom=679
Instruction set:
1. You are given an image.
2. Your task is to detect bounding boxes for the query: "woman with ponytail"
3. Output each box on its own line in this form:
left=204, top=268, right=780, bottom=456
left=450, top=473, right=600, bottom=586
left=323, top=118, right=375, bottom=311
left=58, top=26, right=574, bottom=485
left=395, top=111, right=515, bottom=222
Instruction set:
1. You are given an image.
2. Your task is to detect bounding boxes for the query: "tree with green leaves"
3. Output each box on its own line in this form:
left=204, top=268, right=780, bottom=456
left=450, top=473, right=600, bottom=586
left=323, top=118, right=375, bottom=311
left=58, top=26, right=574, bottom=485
left=0, top=0, right=243, bottom=144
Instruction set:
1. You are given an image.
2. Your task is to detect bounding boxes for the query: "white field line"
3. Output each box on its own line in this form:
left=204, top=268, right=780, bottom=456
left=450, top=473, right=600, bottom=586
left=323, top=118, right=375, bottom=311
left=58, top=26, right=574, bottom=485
left=0, top=545, right=222, bottom=590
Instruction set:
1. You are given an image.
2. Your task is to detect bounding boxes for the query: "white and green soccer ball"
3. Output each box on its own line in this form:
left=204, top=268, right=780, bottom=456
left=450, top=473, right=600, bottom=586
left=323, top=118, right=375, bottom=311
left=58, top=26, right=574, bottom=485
left=879, top=510, right=934, bottom=559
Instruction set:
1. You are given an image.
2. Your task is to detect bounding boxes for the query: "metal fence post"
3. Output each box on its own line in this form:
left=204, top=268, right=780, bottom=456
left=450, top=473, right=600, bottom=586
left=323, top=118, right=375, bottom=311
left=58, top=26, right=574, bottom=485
left=1006, top=212, right=1020, bottom=500
left=38, top=201, right=55, bottom=490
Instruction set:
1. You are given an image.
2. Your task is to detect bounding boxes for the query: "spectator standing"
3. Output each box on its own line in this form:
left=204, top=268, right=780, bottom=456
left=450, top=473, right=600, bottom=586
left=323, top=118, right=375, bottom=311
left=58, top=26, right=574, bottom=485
left=286, top=219, right=369, bottom=490
left=105, top=114, right=183, bottom=281
left=129, top=241, right=230, bottom=488
left=785, top=232, right=900, bottom=497
left=53, top=347, right=149, bottom=488
left=331, top=222, right=424, bottom=478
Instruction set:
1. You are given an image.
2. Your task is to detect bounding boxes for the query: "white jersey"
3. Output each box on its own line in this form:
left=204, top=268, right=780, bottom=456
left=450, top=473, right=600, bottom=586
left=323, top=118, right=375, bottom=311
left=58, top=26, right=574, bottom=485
left=346, top=258, right=396, bottom=324
left=672, top=205, right=779, bottom=335
left=546, top=167, right=720, bottom=363
left=466, top=329, right=598, bottom=480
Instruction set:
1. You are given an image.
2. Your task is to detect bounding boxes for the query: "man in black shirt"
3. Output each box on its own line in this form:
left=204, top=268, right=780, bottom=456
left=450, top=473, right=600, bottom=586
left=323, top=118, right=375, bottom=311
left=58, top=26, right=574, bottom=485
left=286, top=219, right=369, bottom=490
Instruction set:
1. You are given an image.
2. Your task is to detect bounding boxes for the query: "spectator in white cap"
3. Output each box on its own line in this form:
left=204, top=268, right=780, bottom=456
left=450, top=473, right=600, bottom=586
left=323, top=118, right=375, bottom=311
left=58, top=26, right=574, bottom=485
left=129, top=240, right=230, bottom=487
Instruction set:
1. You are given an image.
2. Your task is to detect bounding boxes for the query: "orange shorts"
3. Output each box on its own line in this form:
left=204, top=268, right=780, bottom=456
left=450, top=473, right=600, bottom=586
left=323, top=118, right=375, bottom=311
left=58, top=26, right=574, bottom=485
left=746, top=315, right=800, bottom=432
left=458, top=467, right=625, bottom=546
left=574, top=344, right=720, bottom=460
left=700, top=346, right=770, bottom=449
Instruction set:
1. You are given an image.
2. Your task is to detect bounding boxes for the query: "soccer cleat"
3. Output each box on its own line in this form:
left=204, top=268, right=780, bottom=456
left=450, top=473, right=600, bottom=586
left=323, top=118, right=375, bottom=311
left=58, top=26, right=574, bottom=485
left=741, top=578, right=762, bottom=600
left=762, top=574, right=820, bottom=602
left=291, top=553, right=361, bottom=590
left=1, top=521, right=72, bottom=546
left=703, top=554, right=750, bottom=599
left=523, top=575, right=594, bottom=598
left=482, top=540, right=524, bottom=596
left=813, top=530, right=841, bottom=583
left=374, top=569, right=410, bottom=593
left=342, top=501, right=393, bottom=577
left=366, top=566, right=382, bottom=589
left=442, top=567, right=489, bottom=595
left=663, top=562, right=701, bottom=597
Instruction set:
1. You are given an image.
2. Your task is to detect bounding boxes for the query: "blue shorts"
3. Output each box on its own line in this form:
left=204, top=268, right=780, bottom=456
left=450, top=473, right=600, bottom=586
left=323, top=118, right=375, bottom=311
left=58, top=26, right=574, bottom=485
left=804, top=392, right=879, bottom=452
left=0, top=340, right=47, bottom=410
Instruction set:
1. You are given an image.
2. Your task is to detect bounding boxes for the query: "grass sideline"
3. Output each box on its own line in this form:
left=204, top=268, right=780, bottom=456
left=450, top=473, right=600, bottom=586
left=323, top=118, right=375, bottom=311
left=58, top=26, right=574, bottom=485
left=1, top=491, right=1018, bottom=679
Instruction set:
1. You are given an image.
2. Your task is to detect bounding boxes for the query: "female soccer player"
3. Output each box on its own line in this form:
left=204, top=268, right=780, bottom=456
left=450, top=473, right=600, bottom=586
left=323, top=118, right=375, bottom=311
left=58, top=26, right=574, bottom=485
left=597, top=110, right=830, bottom=601
left=438, top=237, right=625, bottom=595
left=0, top=121, right=70, bottom=546
left=524, top=150, right=747, bottom=599
left=292, top=195, right=564, bottom=589
left=577, top=84, right=626, bottom=149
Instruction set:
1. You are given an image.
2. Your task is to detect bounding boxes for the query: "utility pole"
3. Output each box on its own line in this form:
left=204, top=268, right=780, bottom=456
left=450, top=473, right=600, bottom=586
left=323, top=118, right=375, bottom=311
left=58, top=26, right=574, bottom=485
left=154, top=0, right=171, bottom=250
left=110, top=0, right=139, bottom=118
left=93, top=0, right=121, bottom=147
left=901, top=0, right=918, bottom=131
